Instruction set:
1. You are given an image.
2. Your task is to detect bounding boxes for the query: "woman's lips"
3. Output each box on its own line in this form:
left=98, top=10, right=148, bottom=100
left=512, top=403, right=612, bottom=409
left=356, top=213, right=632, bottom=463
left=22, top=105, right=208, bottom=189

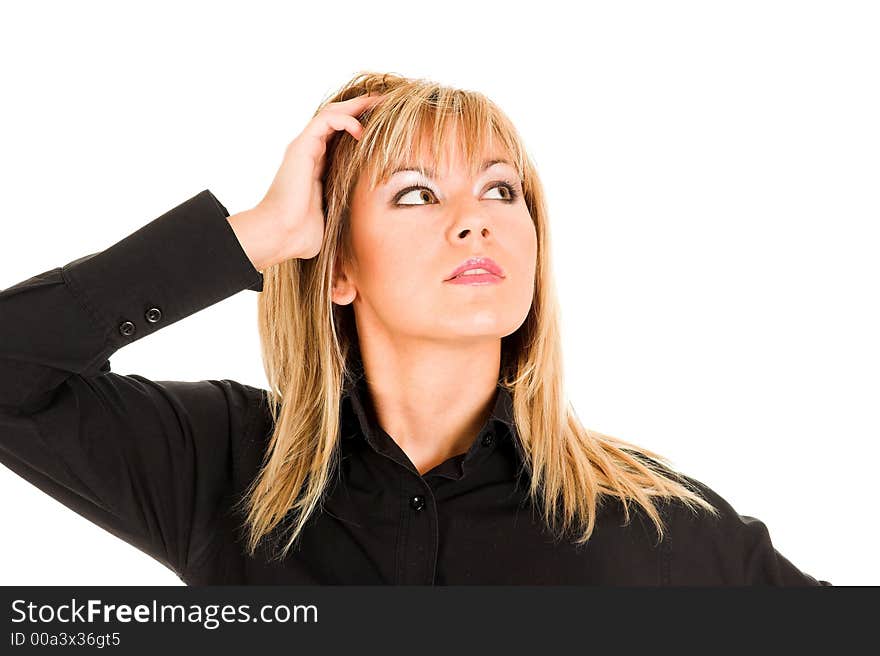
left=445, top=256, right=505, bottom=280
left=445, top=271, right=504, bottom=285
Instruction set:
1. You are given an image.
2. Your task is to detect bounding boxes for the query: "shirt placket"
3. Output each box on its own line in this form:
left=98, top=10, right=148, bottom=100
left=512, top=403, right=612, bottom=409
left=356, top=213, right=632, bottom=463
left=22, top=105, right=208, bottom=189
left=397, top=472, right=439, bottom=585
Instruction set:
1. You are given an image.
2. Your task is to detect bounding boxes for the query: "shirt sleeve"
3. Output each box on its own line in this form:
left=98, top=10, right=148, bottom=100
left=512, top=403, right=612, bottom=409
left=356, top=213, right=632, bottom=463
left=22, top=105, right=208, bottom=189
left=667, top=474, right=832, bottom=586
left=0, top=189, right=265, bottom=580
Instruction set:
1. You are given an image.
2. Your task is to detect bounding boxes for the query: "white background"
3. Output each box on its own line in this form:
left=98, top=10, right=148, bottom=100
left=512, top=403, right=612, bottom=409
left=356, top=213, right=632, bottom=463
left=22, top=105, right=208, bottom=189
left=0, top=1, right=876, bottom=586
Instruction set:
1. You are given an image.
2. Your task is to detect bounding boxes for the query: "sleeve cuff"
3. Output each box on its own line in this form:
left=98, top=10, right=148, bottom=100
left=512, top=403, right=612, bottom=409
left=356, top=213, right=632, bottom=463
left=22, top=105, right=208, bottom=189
left=62, top=189, right=264, bottom=352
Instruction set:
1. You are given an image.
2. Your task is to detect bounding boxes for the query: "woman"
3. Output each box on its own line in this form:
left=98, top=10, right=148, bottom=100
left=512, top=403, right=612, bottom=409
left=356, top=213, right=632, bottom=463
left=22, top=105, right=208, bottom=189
left=0, top=71, right=830, bottom=585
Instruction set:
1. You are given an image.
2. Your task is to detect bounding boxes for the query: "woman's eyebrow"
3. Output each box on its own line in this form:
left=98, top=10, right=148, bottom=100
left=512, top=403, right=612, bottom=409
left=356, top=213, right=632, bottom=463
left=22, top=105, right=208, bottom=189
left=389, top=159, right=514, bottom=179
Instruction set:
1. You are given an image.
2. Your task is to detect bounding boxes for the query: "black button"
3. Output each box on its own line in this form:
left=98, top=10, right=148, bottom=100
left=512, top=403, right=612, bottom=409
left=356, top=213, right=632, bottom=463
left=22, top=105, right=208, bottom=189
left=482, top=432, right=495, bottom=447
left=119, top=321, right=136, bottom=337
left=409, top=495, right=426, bottom=511
left=145, top=307, right=162, bottom=323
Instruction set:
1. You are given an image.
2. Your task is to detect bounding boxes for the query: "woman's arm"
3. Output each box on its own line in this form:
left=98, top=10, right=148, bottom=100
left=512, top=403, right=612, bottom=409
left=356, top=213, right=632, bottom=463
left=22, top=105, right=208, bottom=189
left=0, top=90, right=386, bottom=581
left=0, top=189, right=263, bottom=579
left=666, top=474, right=832, bottom=586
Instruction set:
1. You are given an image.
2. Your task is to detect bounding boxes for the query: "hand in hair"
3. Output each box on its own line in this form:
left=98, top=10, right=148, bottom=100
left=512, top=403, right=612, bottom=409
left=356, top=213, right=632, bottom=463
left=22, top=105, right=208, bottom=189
left=227, top=91, right=386, bottom=270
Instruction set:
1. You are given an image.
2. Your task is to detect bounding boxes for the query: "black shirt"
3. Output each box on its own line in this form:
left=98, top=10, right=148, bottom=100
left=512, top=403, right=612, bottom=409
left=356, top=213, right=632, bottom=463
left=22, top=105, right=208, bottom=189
left=0, top=190, right=831, bottom=585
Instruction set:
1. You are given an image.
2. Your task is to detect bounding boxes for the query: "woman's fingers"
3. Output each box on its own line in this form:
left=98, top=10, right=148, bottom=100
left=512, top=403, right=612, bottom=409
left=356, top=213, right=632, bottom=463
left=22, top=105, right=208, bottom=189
left=321, top=112, right=366, bottom=141
left=338, top=91, right=387, bottom=107
left=304, top=92, right=387, bottom=143
left=249, top=91, right=390, bottom=265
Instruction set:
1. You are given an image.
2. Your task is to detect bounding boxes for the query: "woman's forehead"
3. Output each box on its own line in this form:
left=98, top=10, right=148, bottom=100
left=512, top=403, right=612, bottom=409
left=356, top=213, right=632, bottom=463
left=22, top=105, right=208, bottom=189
left=378, top=140, right=516, bottom=179
left=357, top=116, right=521, bottom=190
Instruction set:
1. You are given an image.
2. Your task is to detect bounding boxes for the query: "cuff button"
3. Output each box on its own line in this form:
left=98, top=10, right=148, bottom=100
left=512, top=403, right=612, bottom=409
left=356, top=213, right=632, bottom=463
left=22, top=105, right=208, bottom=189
left=145, top=307, right=163, bottom=323
left=119, top=321, right=136, bottom=337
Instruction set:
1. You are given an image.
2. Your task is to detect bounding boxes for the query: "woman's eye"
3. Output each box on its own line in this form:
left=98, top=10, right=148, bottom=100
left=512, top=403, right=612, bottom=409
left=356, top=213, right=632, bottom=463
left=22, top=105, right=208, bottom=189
left=395, top=182, right=518, bottom=206
left=484, top=182, right=516, bottom=201
left=396, top=187, right=437, bottom=206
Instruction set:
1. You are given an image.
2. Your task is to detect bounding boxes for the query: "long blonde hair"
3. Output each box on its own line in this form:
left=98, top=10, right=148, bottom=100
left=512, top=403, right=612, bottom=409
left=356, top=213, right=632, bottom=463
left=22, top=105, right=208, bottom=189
left=234, top=71, right=719, bottom=561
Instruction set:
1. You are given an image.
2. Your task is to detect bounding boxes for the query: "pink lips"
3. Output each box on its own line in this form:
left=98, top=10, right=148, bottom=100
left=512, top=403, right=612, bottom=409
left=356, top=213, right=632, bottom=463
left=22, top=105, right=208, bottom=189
left=446, top=272, right=503, bottom=285
left=444, top=256, right=505, bottom=284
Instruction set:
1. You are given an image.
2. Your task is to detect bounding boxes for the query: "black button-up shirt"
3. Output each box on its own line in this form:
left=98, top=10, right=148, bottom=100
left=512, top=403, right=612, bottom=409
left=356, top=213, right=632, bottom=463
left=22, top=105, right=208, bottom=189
left=0, top=190, right=831, bottom=586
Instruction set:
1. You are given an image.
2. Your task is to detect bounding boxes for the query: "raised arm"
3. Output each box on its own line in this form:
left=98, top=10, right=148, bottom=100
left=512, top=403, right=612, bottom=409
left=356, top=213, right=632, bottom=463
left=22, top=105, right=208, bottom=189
left=0, top=189, right=266, bottom=578
left=0, top=90, right=387, bottom=581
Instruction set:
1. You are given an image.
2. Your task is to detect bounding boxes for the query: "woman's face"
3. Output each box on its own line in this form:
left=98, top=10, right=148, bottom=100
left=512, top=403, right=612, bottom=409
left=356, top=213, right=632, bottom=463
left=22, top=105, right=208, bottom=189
left=332, top=135, right=537, bottom=347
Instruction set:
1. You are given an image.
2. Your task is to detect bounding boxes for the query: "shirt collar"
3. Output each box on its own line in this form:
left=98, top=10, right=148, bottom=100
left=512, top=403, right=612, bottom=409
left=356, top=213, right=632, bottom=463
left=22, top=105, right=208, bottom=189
left=338, top=352, right=517, bottom=449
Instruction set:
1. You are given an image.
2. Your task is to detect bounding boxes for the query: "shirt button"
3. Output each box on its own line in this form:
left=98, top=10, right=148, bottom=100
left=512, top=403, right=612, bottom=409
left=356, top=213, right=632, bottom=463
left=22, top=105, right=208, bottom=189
left=409, top=495, right=426, bottom=511
left=145, top=307, right=163, bottom=323
left=119, top=321, right=136, bottom=337
left=482, top=432, right=495, bottom=447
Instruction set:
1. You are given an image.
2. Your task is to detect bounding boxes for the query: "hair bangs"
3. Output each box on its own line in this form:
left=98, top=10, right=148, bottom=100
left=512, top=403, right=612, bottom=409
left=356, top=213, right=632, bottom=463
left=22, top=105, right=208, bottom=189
left=358, top=88, right=526, bottom=192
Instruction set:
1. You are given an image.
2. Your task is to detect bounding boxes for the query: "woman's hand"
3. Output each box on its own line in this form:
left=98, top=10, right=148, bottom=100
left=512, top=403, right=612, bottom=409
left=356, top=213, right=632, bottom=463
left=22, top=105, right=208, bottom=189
left=228, top=91, right=386, bottom=271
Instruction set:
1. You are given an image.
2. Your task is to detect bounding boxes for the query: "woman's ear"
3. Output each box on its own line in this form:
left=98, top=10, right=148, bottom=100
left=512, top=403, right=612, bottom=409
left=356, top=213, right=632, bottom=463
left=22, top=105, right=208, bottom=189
left=331, top=252, right=357, bottom=306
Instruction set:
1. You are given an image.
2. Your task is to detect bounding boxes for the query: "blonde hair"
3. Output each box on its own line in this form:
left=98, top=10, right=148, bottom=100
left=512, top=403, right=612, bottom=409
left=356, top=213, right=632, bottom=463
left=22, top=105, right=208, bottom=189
left=233, top=71, right=719, bottom=561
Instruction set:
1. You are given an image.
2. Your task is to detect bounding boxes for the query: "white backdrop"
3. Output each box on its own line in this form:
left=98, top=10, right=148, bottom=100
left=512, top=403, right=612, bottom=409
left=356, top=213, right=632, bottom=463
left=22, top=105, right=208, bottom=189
left=1, top=0, right=876, bottom=586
